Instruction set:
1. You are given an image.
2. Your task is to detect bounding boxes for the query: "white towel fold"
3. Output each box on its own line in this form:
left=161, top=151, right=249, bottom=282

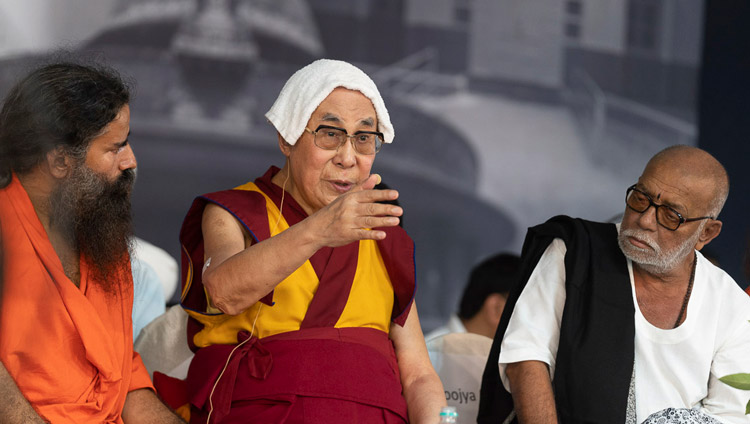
left=266, top=58, right=394, bottom=145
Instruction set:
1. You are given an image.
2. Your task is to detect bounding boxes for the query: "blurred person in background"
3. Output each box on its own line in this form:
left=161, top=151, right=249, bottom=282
left=425, top=253, right=520, bottom=341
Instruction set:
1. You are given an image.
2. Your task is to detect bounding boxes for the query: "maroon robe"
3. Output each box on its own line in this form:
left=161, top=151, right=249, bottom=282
left=176, top=167, right=417, bottom=423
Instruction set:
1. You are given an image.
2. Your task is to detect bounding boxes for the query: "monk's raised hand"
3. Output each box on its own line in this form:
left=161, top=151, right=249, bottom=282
left=311, top=174, right=403, bottom=248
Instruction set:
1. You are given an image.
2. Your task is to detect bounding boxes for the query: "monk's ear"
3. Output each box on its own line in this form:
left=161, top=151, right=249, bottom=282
left=45, top=146, right=73, bottom=179
left=695, top=219, right=722, bottom=251
left=277, top=133, right=293, bottom=157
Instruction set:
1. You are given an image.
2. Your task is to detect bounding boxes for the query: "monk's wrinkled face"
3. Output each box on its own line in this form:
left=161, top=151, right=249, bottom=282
left=617, top=161, right=712, bottom=274
left=281, top=88, right=377, bottom=214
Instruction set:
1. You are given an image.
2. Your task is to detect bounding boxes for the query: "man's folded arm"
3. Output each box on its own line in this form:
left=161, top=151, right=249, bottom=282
left=122, top=388, right=186, bottom=423
left=0, top=361, right=46, bottom=423
left=498, top=239, right=566, bottom=423
left=121, top=349, right=185, bottom=422
left=505, top=360, right=558, bottom=424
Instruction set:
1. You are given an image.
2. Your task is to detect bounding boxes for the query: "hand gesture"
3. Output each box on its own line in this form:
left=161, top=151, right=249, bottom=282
left=309, top=174, right=403, bottom=248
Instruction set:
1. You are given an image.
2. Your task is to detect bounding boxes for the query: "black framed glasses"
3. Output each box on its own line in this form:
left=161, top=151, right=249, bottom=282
left=625, top=184, right=713, bottom=231
left=305, top=125, right=384, bottom=155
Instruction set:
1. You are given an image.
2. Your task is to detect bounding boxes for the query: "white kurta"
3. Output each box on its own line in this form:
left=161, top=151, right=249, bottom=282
left=499, top=237, right=750, bottom=423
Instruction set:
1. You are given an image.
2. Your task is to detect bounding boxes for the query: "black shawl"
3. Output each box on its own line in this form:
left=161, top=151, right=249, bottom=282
left=478, top=216, right=634, bottom=424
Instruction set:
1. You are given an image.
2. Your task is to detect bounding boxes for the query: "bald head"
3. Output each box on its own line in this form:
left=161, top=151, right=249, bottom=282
left=643, top=145, right=729, bottom=217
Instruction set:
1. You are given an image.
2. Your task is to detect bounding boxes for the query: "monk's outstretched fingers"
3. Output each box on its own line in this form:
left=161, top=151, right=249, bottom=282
left=364, top=202, right=379, bottom=216
left=354, top=189, right=399, bottom=207
left=358, top=228, right=387, bottom=240
left=359, top=216, right=399, bottom=229
left=383, top=188, right=399, bottom=201
left=383, top=216, right=400, bottom=227
left=359, top=202, right=401, bottom=218
left=386, top=205, right=403, bottom=217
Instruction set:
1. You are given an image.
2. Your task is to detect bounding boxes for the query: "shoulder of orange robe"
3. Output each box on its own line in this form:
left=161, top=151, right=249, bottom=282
left=0, top=175, right=153, bottom=422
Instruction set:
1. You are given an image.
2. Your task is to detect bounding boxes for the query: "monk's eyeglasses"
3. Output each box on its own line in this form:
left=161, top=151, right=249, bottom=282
left=305, top=125, right=384, bottom=155
left=625, top=185, right=713, bottom=231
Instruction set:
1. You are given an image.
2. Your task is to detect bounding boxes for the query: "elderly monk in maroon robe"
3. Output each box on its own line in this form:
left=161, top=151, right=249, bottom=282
left=174, top=59, right=446, bottom=423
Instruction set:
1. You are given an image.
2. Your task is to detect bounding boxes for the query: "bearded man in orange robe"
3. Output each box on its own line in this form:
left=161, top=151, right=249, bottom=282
left=0, top=62, right=184, bottom=423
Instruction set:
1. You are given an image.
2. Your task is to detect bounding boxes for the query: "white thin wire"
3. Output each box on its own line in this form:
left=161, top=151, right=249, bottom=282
left=206, top=165, right=288, bottom=422
left=270, top=164, right=290, bottom=235
left=205, top=290, right=263, bottom=422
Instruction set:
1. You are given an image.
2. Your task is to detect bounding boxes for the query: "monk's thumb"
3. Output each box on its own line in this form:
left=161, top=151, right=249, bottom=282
left=355, top=174, right=380, bottom=192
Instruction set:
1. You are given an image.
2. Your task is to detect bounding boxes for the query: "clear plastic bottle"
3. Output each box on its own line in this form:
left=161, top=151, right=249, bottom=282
left=439, top=406, right=458, bottom=423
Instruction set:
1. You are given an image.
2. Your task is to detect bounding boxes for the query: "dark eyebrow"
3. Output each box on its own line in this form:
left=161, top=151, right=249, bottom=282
left=320, top=113, right=341, bottom=123
left=115, top=131, right=131, bottom=148
left=359, top=117, right=375, bottom=128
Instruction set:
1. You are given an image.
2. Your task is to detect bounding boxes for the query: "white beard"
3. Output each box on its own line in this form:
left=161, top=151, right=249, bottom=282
left=617, top=223, right=704, bottom=275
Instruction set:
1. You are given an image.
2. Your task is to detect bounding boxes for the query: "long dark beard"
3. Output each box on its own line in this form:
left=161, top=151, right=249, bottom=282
left=49, top=165, right=135, bottom=292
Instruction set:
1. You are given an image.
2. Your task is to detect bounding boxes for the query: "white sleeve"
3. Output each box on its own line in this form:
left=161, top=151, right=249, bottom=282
left=498, top=238, right=567, bottom=392
left=700, top=308, right=750, bottom=423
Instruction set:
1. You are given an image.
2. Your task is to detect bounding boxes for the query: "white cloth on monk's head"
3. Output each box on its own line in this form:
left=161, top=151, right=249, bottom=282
left=265, top=58, right=394, bottom=145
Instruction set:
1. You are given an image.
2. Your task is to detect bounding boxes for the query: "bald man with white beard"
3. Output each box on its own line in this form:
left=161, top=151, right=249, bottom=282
left=479, top=146, right=750, bottom=424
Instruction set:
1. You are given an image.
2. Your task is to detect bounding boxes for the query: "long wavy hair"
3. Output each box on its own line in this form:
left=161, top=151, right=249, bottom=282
left=0, top=61, right=131, bottom=187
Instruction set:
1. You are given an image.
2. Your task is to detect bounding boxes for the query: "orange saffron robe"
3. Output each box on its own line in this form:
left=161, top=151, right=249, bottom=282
left=0, top=174, right=153, bottom=423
